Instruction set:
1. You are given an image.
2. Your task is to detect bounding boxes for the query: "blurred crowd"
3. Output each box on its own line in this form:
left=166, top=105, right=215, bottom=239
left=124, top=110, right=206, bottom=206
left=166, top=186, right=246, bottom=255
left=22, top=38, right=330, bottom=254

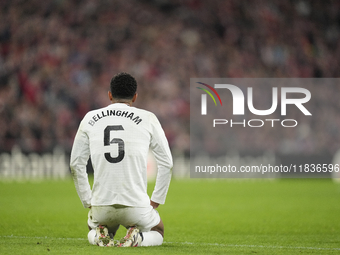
left=0, top=0, right=340, bottom=156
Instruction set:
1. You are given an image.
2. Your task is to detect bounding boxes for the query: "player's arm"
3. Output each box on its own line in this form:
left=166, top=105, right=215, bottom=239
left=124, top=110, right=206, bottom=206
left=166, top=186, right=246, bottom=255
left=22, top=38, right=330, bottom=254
left=70, top=120, right=92, bottom=208
left=149, top=113, right=173, bottom=206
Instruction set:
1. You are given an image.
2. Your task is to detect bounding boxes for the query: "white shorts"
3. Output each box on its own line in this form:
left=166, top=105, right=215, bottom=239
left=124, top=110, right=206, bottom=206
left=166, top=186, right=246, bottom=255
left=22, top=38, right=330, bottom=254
left=87, top=204, right=161, bottom=235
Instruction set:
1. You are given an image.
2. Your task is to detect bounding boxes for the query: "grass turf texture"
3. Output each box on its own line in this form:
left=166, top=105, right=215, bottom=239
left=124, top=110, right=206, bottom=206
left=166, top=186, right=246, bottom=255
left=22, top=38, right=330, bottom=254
left=0, top=178, right=339, bottom=254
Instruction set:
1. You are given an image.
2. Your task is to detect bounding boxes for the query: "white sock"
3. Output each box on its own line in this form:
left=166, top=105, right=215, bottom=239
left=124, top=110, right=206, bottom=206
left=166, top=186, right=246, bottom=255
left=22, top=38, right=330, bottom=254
left=140, top=231, right=163, bottom=246
left=88, top=229, right=97, bottom=245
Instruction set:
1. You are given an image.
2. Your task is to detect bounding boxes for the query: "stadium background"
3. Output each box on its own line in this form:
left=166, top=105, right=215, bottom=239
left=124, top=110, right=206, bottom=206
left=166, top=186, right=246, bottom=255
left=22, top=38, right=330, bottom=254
left=0, top=0, right=340, bottom=179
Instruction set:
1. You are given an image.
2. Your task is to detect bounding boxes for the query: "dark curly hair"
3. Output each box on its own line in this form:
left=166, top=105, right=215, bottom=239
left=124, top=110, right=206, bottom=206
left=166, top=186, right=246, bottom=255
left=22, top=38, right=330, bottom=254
left=110, top=72, right=137, bottom=99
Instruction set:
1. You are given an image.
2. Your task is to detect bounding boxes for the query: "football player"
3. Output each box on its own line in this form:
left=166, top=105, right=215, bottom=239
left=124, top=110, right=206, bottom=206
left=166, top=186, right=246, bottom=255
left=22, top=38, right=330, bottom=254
left=70, top=72, right=173, bottom=247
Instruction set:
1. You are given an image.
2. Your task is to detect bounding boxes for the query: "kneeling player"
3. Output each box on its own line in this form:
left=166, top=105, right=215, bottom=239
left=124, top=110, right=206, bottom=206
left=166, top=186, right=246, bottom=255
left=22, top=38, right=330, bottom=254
left=70, top=73, right=173, bottom=247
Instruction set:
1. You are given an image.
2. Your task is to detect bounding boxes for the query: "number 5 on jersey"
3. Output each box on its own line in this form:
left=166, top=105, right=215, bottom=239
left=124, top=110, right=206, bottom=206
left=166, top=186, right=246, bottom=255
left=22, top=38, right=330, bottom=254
left=104, top=125, right=125, bottom=163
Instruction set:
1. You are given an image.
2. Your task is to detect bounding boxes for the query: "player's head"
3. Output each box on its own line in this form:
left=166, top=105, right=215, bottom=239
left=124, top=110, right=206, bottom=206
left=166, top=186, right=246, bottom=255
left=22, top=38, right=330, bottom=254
left=110, top=72, right=137, bottom=100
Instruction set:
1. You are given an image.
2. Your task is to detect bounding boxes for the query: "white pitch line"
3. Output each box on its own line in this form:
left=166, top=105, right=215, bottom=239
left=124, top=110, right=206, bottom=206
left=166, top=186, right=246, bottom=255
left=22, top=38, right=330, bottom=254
left=1, top=235, right=87, bottom=241
left=164, top=241, right=340, bottom=251
left=1, top=235, right=339, bottom=251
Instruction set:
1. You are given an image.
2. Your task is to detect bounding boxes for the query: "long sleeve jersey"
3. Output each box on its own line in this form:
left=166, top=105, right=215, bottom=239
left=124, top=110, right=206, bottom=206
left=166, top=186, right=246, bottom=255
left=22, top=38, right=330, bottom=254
left=70, top=103, right=173, bottom=208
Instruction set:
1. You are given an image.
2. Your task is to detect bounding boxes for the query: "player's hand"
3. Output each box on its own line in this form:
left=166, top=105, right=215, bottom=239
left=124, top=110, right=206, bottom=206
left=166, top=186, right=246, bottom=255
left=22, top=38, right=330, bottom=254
left=150, top=200, right=159, bottom=209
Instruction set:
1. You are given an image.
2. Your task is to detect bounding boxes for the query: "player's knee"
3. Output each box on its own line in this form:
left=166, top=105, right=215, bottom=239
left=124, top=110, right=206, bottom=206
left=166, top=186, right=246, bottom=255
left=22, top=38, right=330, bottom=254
left=87, top=229, right=97, bottom=245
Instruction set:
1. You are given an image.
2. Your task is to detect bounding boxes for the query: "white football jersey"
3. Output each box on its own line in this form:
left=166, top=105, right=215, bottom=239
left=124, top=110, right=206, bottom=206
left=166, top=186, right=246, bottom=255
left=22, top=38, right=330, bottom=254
left=70, top=103, right=173, bottom=208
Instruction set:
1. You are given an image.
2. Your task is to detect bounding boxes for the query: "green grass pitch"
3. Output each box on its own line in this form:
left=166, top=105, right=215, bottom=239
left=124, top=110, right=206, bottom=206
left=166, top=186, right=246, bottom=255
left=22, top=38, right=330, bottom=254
left=0, top=178, right=340, bottom=254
